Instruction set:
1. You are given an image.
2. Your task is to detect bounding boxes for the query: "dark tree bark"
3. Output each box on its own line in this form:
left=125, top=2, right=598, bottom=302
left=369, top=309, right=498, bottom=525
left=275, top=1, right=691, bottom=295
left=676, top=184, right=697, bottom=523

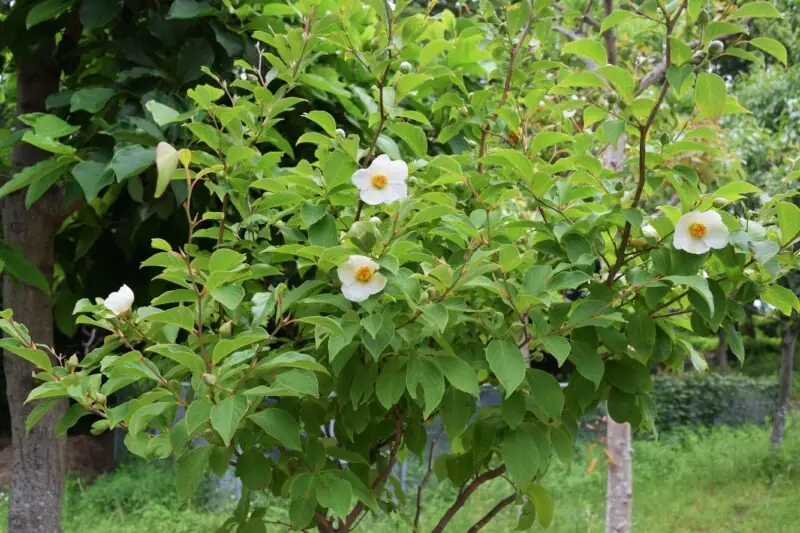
left=770, top=315, right=797, bottom=453
left=2, top=36, right=66, bottom=533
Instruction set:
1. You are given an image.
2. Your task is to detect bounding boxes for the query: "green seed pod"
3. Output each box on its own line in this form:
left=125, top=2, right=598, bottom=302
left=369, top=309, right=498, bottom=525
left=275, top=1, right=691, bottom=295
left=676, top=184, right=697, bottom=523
left=708, top=40, right=724, bottom=57
left=660, top=132, right=671, bottom=145
left=399, top=61, right=413, bottom=74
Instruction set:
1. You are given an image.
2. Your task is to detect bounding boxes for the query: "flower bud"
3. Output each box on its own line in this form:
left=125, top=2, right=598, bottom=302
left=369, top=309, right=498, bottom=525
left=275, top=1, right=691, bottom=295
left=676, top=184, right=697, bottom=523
left=66, top=354, right=79, bottom=372
left=708, top=40, right=724, bottom=57
left=219, top=320, right=233, bottom=337
left=348, top=221, right=378, bottom=253
left=691, top=50, right=706, bottom=65
left=399, top=61, right=413, bottom=74
left=202, top=373, right=217, bottom=386
left=94, top=393, right=107, bottom=406
left=629, top=238, right=648, bottom=248
left=697, top=10, right=709, bottom=25
left=614, top=182, right=624, bottom=192
left=335, top=128, right=346, bottom=137
left=660, top=132, right=671, bottom=145
left=713, top=197, right=729, bottom=207
left=607, top=93, right=618, bottom=105
left=369, top=216, right=382, bottom=225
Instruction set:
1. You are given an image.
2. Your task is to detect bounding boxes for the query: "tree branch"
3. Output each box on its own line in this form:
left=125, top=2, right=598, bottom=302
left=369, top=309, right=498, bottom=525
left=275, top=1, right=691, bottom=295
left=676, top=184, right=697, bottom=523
left=431, top=466, right=507, bottom=533
left=467, top=494, right=517, bottom=533
left=339, top=413, right=404, bottom=531
left=413, top=431, right=441, bottom=532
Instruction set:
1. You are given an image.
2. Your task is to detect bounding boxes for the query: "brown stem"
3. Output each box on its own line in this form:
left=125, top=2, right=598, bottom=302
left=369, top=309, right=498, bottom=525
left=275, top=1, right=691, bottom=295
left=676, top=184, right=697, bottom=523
left=477, top=15, right=534, bottom=173
left=430, top=466, right=507, bottom=533
left=339, top=414, right=404, bottom=531
left=466, top=494, right=517, bottom=533
left=413, top=431, right=441, bottom=532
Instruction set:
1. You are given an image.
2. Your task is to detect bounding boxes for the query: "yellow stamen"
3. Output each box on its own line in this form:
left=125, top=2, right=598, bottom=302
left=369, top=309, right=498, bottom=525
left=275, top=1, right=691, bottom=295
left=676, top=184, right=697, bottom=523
left=355, top=265, right=373, bottom=282
left=689, top=222, right=707, bottom=238
left=371, top=174, right=388, bottom=189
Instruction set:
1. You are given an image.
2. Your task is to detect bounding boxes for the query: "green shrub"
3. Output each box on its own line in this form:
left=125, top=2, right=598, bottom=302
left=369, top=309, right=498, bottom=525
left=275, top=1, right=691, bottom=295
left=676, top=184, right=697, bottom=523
left=651, top=373, right=778, bottom=433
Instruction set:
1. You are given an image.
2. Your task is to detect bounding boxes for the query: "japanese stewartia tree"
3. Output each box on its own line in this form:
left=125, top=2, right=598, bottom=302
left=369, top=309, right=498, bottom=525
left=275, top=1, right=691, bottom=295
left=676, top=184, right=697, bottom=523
left=2, top=1, right=799, bottom=532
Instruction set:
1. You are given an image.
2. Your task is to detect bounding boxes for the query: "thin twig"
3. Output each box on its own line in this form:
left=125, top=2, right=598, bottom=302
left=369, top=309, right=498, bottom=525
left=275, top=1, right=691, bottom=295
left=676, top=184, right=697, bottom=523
left=431, top=466, right=507, bottom=533
left=466, top=494, right=517, bottom=533
left=413, top=431, right=442, bottom=532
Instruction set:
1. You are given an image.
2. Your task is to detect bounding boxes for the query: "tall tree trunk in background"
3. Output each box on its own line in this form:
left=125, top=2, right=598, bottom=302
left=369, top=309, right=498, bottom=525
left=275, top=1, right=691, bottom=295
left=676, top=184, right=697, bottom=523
left=2, top=36, right=66, bottom=533
left=606, top=420, right=633, bottom=533
left=717, top=329, right=728, bottom=370
left=770, top=315, right=797, bottom=452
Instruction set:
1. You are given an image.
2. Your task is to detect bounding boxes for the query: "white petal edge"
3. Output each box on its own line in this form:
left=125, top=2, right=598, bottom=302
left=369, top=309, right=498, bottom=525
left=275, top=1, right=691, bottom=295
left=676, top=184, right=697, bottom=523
left=351, top=169, right=373, bottom=190
left=703, top=223, right=729, bottom=249
left=342, top=283, right=372, bottom=302
left=360, top=188, right=390, bottom=205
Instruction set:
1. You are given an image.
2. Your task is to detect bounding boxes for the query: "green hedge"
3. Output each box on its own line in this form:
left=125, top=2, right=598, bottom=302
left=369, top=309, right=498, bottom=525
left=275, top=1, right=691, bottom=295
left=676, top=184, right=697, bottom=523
left=651, top=374, right=778, bottom=433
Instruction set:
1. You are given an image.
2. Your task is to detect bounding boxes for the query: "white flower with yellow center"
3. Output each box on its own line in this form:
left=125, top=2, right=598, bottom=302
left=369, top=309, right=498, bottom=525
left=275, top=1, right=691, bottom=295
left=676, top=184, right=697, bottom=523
left=337, top=255, right=387, bottom=302
left=351, top=154, right=408, bottom=205
left=104, top=284, right=135, bottom=316
left=673, top=210, right=729, bottom=255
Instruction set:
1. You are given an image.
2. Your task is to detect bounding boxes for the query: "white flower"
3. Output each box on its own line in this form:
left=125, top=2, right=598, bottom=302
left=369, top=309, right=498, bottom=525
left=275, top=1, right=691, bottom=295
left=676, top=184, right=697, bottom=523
left=337, top=255, right=387, bottom=303
left=351, top=154, right=408, bottom=205
left=673, top=210, right=729, bottom=255
left=642, top=223, right=659, bottom=238
left=562, top=109, right=577, bottom=119
left=104, top=285, right=135, bottom=316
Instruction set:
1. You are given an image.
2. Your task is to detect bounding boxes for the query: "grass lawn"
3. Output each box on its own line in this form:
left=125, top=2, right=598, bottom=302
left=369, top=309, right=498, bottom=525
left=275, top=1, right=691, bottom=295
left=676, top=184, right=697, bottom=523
left=0, top=421, right=797, bottom=532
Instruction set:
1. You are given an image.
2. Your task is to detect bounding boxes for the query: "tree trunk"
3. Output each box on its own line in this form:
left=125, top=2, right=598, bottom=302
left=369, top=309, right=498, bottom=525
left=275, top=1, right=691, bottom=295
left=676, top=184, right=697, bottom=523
left=770, top=315, right=797, bottom=453
left=717, top=329, right=728, bottom=370
left=606, top=419, right=633, bottom=533
left=2, top=36, right=66, bottom=533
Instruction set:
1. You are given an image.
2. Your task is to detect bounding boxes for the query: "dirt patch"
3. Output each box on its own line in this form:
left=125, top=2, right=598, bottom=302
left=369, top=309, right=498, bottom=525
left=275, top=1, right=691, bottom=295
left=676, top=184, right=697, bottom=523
left=0, top=433, right=115, bottom=488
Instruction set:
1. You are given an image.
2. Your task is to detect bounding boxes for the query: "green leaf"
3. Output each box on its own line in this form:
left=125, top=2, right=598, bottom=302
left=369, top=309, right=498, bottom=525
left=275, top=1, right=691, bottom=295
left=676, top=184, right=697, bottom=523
left=1, top=343, right=52, bottom=372
left=146, top=307, right=195, bottom=332
left=777, top=202, right=800, bottom=243
left=713, top=180, right=761, bottom=200
left=250, top=408, right=302, bottom=450
left=388, top=122, right=427, bottom=158
left=210, top=395, right=249, bottom=446
left=627, top=313, right=656, bottom=356
left=601, top=119, right=626, bottom=145
left=109, top=145, right=156, bottom=182
left=55, top=404, right=91, bottom=436
left=145, top=101, right=182, bottom=126
left=550, top=427, right=574, bottom=465
left=26, top=0, right=71, bottom=28
left=209, top=249, right=246, bottom=272
left=212, top=332, right=265, bottom=364
left=304, top=111, right=337, bottom=137
left=729, top=2, right=781, bottom=19
left=405, top=358, right=444, bottom=418
left=704, top=22, right=748, bottom=43
left=167, top=0, right=216, bottom=19
left=69, top=88, right=116, bottom=113
left=0, top=156, right=74, bottom=199
left=0, top=244, right=50, bottom=294
left=432, top=356, right=479, bottom=396
left=502, top=427, right=539, bottom=487
left=762, top=285, right=799, bottom=316
left=22, top=131, right=75, bottom=155
left=376, top=358, right=406, bottom=409
left=80, top=0, right=121, bottom=30
left=666, top=275, right=714, bottom=316
left=527, top=484, right=555, bottom=528
left=316, top=472, right=352, bottom=519
left=571, top=341, right=604, bottom=387
left=695, top=73, right=727, bottom=121
left=19, top=113, right=79, bottom=138
left=562, top=38, right=608, bottom=66
left=485, top=340, right=526, bottom=397
left=600, top=10, right=635, bottom=33
left=72, top=161, right=114, bottom=201
left=541, top=336, right=570, bottom=366
left=750, top=37, right=787, bottom=66
left=526, top=369, right=564, bottom=420
left=146, top=344, right=205, bottom=373
left=530, top=132, right=572, bottom=153
left=25, top=399, right=60, bottom=433
left=176, top=445, right=212, bottom=498
left=235, top=448, right=272, bottom=490
left=723, top=323, right=745, bottom=363
left=210, top=285, right=246, bottom=310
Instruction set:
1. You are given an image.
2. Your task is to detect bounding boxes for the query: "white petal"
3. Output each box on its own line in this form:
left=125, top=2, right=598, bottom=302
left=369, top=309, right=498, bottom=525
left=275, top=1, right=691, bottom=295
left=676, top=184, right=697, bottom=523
left=703, top=222, right=729, bottom=249
left=363, top=273, right=388, bottom=295
left=692, top=210, right=723, bottom=227
left=680, top=236, right=711, bottom=255
left=351, top=169, right=372, bottom=190
left=341, top=283, right=372, bottom=302
left=386, top=160, right=408, bottom=184
left=350, top=255, right=379, bottom=271
left=369, top=154, right=394, bottom=176
left=360, top=187, right=390, bottom=205
left=337, top=261, right=358, bottom=286
left=383, top=183, right=407, bottom=203
left=104, top=284, right=134, bottom=316
left=642, top=224, right=658, bottom=238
